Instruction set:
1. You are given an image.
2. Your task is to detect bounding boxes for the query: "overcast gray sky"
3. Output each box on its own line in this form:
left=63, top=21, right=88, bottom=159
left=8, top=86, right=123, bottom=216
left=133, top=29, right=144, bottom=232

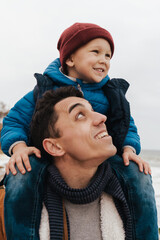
left=0, top=0, right=160, bottom=150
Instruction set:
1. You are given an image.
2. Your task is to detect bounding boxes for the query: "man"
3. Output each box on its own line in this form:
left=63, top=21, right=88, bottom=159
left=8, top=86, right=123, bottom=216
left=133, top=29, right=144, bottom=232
left=2, top=86, right=159, bottom=240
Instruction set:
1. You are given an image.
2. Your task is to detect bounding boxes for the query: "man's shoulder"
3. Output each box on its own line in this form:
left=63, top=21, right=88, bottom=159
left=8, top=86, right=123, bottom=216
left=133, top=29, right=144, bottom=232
left=107, top=154, right=144, bottom=182
left=106, top=154, right=123, bottom=167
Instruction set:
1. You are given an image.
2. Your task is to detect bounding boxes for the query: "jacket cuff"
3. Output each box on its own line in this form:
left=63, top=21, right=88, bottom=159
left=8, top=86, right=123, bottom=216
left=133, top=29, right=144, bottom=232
left=122, top=145, right=136, bottom=153
left=9, top=141, right=26, bottom=156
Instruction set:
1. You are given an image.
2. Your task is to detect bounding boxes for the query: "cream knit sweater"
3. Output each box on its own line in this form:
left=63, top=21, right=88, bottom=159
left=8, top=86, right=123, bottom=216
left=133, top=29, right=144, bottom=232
left=39, top=192, right=125, bottom=240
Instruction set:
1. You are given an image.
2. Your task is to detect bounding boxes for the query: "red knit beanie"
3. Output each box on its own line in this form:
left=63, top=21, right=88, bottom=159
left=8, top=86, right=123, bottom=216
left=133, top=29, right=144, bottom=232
left=57, top=22, right=114, bottom=71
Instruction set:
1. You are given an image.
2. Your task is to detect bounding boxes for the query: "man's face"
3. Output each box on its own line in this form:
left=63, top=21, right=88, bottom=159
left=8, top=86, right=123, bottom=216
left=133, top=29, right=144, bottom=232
left=67, top=38, right=111, bottom=83
left=54, top=97, right=116, bottom=167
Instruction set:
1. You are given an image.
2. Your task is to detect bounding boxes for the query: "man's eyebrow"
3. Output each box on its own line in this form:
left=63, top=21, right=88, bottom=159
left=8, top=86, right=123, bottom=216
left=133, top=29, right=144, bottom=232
left=68, top=103, right=84, bottom=113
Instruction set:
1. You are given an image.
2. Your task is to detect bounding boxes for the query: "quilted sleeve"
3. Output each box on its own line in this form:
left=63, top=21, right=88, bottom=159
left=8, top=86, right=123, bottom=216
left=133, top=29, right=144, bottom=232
left=122, top=116, right=141, bottom=154
left=0, top=91, right=36, bottom=156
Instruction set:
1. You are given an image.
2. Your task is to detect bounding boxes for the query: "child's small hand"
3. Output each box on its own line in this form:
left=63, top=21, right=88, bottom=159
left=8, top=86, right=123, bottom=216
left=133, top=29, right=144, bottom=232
left=6, top=142, right=41, bottom=175
left=122, top=147, right=151, bottom=175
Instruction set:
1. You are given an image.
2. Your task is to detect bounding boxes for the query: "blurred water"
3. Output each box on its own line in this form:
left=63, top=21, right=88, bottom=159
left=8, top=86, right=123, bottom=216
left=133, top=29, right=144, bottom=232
left=140, top=150, right=160, bottom=227
left=0, top=150, right=160, bottom=227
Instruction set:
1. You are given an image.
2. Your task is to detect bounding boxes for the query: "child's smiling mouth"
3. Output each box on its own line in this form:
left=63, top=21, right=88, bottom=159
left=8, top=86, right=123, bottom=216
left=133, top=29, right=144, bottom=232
left=93, top=67, right=104, bottom=73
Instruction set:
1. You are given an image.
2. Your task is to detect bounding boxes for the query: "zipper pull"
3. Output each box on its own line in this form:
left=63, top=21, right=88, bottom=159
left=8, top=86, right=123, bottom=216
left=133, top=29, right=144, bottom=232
left=77, top=84, right=84, bottom=95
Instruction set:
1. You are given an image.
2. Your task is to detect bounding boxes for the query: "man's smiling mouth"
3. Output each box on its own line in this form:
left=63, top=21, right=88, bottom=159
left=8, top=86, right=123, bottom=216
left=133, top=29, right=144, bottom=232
left=95, top=131, right=108, bottom=139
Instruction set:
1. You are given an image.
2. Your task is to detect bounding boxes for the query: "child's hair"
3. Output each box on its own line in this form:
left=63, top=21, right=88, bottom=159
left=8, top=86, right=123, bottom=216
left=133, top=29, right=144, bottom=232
left=57, top=22, right=114, bottom=73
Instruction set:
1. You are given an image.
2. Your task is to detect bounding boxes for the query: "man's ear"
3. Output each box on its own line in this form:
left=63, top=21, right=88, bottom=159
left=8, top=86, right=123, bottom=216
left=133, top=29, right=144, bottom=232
left=43, top=138, right=65, bottom=157
left=65, top=55, right=74, bottom=67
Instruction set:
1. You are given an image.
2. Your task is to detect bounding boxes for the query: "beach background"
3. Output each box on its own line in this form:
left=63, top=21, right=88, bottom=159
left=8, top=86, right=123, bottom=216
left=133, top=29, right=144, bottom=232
left=0, top=0, right=160, bottom=237
left=0, top=149, right=160, bottom=229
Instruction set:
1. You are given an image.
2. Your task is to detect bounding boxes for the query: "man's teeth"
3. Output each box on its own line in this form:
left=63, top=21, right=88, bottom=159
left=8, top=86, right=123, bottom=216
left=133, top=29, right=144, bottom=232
left=96, top=132, right=108, bottom=139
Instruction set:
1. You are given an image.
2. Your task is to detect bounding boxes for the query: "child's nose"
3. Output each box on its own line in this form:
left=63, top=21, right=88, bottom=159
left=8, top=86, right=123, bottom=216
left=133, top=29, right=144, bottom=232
left=98, top=55, right=107, bottom=64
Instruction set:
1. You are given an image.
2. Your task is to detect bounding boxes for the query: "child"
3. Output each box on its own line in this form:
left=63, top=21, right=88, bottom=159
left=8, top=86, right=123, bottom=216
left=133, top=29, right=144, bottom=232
left=1, top=23, right=158, bottom=239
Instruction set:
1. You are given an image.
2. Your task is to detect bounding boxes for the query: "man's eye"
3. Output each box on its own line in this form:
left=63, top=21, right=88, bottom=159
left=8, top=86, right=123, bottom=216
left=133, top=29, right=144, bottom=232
left=76, top=112, right=84, bottom=120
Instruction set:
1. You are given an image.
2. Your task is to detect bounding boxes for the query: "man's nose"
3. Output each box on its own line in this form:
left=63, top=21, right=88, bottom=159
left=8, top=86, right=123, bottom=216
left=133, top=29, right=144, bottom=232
left=92, top=112, right=107, bottom=126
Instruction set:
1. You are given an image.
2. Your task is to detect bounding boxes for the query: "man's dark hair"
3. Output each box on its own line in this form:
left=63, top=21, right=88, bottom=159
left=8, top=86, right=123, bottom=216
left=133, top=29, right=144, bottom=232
left=30, top=86, right=84, bottom=159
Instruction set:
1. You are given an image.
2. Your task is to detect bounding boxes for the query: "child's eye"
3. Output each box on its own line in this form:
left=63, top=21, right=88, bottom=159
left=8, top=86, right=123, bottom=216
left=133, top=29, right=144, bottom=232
left=76, top=112, right=85, bottom=120
left=105, top=53, right=111, bottom=59
left=92, top=50, right=98, bottom=54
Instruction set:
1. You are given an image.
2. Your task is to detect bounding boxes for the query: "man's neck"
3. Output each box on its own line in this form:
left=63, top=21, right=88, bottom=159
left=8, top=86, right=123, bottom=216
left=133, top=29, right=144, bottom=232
left=54, top=157, right=98, bottom=189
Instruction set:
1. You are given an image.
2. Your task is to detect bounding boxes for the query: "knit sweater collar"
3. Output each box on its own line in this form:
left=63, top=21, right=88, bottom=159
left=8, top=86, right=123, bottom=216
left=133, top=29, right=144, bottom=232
left=45, top=162, right=111, bottom=204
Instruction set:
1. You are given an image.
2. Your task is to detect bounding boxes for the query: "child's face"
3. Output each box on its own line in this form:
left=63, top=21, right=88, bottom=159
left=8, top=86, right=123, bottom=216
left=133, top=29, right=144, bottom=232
left=66, top=38, right=111, bottom=83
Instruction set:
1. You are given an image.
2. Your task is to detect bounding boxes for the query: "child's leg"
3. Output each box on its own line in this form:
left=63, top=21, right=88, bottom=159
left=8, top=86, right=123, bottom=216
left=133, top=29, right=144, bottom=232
left=108, top=155, right=159, bottom=240
left=4, top=155, right=48, bottom=240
